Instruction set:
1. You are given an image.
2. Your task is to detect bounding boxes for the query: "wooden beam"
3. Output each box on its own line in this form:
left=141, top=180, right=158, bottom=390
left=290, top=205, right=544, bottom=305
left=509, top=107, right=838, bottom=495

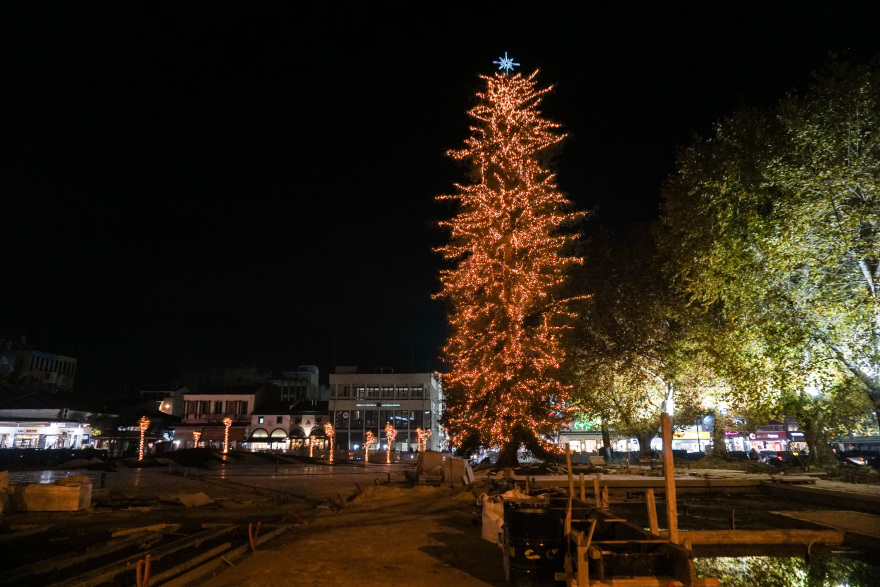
left=675, top=529, right=845, bottom=546
left=646, top=488, right=659, bottom=535
left=661, top=413, right=678, bottom=543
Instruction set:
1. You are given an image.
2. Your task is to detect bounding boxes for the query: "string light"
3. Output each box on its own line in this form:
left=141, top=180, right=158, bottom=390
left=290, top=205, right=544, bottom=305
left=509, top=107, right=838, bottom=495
left=309, top=436, right=315, bottom=458
left=138, top=416, right=150, bottom=461
left=192, top=430, right=201, bottom=448
left=364, top=430, right=376, bottom=462
left=385, top=423, right=397, bottom=464
left=222, top=416, right=232, bottom=454
left=416, top=427, right=433, bottom=452
left=324, top=422, right=335, bottom=463
left=436, top=67, right=583, bottom=454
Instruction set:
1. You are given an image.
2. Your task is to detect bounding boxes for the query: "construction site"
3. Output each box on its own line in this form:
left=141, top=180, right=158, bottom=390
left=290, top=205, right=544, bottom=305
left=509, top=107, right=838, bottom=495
left=0, top=417, right=878, bottom=587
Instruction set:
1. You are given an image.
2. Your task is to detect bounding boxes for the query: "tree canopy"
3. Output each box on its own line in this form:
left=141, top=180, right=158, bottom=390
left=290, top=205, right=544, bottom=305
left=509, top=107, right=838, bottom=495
left=661, top=59, right=880, bottom=429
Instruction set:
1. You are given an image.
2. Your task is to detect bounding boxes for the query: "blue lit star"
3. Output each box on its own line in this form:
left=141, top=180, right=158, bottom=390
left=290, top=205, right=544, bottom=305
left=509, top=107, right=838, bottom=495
left=493, top=52, right=519, bottom=75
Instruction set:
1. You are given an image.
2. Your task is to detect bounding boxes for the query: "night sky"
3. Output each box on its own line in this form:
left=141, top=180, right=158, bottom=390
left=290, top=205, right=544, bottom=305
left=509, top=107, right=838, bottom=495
left=3, top=3, right=880, bottom=396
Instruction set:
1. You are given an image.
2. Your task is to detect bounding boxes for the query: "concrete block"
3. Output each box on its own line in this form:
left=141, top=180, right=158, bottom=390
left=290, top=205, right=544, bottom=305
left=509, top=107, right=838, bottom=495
left=12, top=483, right=92, bottom=512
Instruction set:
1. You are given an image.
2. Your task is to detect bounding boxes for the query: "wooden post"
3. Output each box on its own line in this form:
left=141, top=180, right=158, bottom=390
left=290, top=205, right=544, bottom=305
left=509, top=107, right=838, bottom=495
left=601, top=486, right=609, bottom=509
left=593, top=476, right=601, bottom=508
left=645, top=488, right=659, bottom=535
left=566, top=443, right=574, bottom=497
left=579, top=472, right=585, bottom=502
left=661, top=412, right=679, bottom=543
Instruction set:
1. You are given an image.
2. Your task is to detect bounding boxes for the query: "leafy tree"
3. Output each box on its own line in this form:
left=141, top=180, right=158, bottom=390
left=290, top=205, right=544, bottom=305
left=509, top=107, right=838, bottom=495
left=436, top=68, right=583, bottom=466
left=565, top=228, right=709, bottom=454
left=662, top=60, right=880, bottom=429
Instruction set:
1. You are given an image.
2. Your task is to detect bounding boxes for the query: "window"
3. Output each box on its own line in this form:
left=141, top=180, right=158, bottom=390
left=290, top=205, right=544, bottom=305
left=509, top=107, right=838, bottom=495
left=397, top=386, right=409, bottom=399
left=355, top=386, right=366, bottom=398
left=276, top=416, right=283, bottom=424
left=214, top=401, right=223, bottom=414
left=381, top=386, right=394, bottom=398
left=366, top=386, right=380, bottom=398
left=411, top=385, right=424, bottom=398
left=258, top=417, right=265, bottom=424
left=341, top=386, right=351, bottom=398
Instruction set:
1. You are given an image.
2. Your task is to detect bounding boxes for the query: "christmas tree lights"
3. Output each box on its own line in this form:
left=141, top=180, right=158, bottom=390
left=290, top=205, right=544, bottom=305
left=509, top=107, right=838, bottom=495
left=385, top=423, right=397, bottom=464
left=364, top=430, right=376, bottom=462
left=324, top=422, right=335, bottom=463
left=222, top=416, right=232, bottom=454
left=138, top=416, right=150, bottom=461
left=192, top=430, right=201, bottom=448
left=436, top=62, right=583, bottom=462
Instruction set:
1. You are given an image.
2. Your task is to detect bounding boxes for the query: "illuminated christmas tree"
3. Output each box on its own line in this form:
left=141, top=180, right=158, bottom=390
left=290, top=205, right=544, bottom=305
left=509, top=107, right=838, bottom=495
left=437, top=55, right=583, bottom=465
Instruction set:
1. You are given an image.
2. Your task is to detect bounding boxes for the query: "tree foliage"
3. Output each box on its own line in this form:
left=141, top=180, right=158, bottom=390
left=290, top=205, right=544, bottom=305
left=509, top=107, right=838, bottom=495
left=565, top=228, right=711, bottom=452
left=662, top=59, right=880, bottom=429
left=436, top=70, right=583, bottom=463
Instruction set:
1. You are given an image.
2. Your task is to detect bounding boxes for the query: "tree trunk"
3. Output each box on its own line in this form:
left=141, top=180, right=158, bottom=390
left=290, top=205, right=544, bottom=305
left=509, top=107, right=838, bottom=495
left=601, top=419, right=612, bottom=458
left=495, top=440, right=520, bottom=470
left=636, top=433, right=653, bottom=456
left=712, top=409, right=728, bottom=456
left=802, top=424, right=836, bottom=469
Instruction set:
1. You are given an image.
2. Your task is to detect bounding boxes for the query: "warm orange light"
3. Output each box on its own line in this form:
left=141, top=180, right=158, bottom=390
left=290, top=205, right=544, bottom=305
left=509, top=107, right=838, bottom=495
left=222, top=417, right=232, bottom=454
left=364, top=430, right=376, bottom=463
left=192, top=430, right=201, bottom=448
left=324, top=422, right=335, bottom=463
left=385, top=423, right=397, bottom=464
left=138, top=416, right=150, bottom=461
left=436, top=69, right=583, bottom=453
left=416, top=427, right=433, bottom=452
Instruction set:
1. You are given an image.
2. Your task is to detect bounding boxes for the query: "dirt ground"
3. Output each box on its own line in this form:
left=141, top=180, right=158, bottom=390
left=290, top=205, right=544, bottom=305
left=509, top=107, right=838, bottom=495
left=202, top=485, right=507, bottom=587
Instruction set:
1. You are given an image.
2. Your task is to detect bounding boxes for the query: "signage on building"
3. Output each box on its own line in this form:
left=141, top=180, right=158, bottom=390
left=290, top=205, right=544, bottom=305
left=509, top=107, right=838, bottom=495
left=673, top=431, right=710, bottom=440
left=751, top=432, right=782, bottom=440
left=355, top=403, right=401, bottom=408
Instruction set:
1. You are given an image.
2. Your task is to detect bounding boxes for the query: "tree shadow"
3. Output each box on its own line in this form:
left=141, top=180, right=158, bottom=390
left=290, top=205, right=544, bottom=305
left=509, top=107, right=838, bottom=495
left=419, top=531, right=507, bottom=586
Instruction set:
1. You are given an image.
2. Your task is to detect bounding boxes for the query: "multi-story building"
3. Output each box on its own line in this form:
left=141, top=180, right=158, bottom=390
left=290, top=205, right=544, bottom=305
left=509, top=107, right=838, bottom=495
left=328, top=367, right=443, bottom=452
left=0, top=393, right=92, bottom=449
left=138, top=387, right=188, bottom=417
left=0, top=338, right=77, bottom=393
left=173, top=384, right=272, bottom=449
left=271, top=365, right=323, bottom=402
left=247, top=399, right=330, bottom=451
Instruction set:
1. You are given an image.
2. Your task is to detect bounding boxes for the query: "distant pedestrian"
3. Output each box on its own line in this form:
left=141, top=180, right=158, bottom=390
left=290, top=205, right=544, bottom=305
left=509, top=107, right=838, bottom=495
left=749, top=448, right=759, bottom=461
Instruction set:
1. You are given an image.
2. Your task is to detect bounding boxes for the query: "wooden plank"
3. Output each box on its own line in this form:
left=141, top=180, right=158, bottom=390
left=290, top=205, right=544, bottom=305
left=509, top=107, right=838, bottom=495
left=50, top=525, right=238, bottom=587
left=0, top=530, right=154, bottom=584
left=675, top=529, right=844, bottom=546
left=646, top=488, right=659, bottom=535
left=661, top=413, right=678, bottom=544
left=146, top=542, right=232, bottom=586
left=160, top=543, right=249, bottom=587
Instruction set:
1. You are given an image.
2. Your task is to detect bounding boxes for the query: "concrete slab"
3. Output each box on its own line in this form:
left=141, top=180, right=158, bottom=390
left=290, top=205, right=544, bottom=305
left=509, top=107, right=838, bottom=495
left=11, top=483, right=92, bottom=511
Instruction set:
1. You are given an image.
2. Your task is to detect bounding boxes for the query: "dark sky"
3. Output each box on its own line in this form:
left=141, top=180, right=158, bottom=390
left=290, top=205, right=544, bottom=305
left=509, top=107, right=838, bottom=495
left=3, top=2, right=880, bottom=394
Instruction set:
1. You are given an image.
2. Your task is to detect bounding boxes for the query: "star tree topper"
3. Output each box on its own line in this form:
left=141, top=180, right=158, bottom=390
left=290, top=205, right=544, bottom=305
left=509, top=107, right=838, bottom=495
left=493, top=51, right=519, bottom=75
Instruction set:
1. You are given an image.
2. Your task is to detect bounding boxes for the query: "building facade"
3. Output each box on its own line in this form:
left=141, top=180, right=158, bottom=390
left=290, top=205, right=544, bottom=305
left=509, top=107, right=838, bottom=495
left=328, top=368, right=443, bottom=452
left=173, top=385, right=272, bottom=449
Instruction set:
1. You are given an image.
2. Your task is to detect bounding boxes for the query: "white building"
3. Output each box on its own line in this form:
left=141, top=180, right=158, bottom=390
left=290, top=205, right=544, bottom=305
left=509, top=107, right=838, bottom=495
left=328, top=368, right=443, bottom=453
left=174, top=384, right=272, bottom=450
left=0, top=396, right=92, bottom=449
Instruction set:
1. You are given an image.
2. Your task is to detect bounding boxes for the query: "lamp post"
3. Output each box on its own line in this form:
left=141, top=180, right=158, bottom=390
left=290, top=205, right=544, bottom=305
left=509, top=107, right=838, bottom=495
left=138, top=416, right=150, bottom=461
left=385, top=423, right=397, bottom=464
left=324, top=422, right=335, bottom=463
left=222, top=416, right=232, bottom=454
left=192, top=430, right=201, bottom=448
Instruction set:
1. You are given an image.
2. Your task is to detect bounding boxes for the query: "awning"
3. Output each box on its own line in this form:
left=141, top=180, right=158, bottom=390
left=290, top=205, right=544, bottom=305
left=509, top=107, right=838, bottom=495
left=198, top=426, right=246, bottom=442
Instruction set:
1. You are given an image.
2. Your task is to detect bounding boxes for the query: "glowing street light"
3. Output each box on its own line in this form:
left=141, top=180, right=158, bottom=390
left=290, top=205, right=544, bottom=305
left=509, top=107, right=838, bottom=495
left=222, top=417, right=232, bottom=454
left=324, top=422, right=335, bottom=463
left=385, top=423, right=397, bottom=464
left=138, top=416, right=150, bottom=461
